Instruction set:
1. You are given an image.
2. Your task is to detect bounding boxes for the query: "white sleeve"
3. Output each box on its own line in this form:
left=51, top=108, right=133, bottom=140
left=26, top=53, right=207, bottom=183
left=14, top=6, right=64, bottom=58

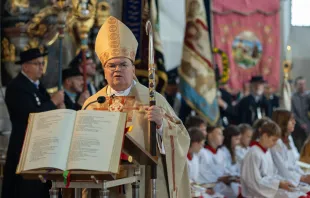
left=156, top=122, right=165, bottom=154
left=289, top=135, right=300, bottom=160
left=235, top=146, right=247, bottom=164
left=241, top=151, right=280, bottom=197
left=235, top=146, right=245, bottom=164
left=187, top=159, right=194, bottom=183
left=270, top=145, right=301, bottom=186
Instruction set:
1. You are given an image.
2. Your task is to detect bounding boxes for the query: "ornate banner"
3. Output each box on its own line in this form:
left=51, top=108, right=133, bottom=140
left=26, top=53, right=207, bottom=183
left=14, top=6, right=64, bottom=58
left=122, top=0, right=167, bottom=94
left=122, top=0, right=144, bottom=60
left=179, top=0, right=219, bottom=125
left=212, top=0, right=280, bottom=90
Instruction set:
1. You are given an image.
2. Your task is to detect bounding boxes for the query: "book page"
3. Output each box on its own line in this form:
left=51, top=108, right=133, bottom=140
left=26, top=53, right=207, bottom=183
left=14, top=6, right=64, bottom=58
left=23, top=109, right=76, bottom=171
left=67, top=110, right=126, bottom=172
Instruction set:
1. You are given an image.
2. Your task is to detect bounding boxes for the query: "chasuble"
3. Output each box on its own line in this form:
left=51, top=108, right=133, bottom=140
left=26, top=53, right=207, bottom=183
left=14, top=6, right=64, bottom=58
left=82, top=81, right=191, bottom=198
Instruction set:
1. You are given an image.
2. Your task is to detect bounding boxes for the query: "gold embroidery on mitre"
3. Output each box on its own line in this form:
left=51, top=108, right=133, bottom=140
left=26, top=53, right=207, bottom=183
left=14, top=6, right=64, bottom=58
left=95, top=16, right=138, bottom=65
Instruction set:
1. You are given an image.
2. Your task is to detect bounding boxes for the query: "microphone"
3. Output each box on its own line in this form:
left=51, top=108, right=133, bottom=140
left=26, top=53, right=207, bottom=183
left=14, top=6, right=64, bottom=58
left=83, top=96, right=106, bottom=110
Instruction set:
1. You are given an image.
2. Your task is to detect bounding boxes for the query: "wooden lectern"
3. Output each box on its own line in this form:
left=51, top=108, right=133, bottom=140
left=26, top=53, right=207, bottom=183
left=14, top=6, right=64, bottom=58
left=19, top=134, right=158, bottom=198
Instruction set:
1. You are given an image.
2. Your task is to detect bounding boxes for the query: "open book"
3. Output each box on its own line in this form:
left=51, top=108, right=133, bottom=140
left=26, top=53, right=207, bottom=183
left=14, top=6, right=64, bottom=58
left=17, top=109, right=127, bottom=174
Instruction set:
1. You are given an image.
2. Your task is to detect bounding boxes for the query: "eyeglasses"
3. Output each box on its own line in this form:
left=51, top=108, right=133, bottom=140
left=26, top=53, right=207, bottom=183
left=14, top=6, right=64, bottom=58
left=105, top=63, right=131, bottom=71
left=28, top=61, right=45, bottom=67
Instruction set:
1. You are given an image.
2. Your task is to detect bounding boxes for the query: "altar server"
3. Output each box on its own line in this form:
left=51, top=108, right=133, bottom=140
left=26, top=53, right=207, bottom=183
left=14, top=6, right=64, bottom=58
left=82, top=16, right=190, bottom=198
left=251, top=117, right=272, bottom=142
left=271, top=109, right=310, bottom=192
left=221, top=125, right=241, bottom=175
left=235, top=124, right=253, bottom=164
left=187, top=127, right=207, bottom=197
left=197, top=126, right=235, bottom=198
left=220, top=125, right=242, bottom=196
left=241, top=121, right=307, bottom=198
left=187, top=127, right=205, bottom=182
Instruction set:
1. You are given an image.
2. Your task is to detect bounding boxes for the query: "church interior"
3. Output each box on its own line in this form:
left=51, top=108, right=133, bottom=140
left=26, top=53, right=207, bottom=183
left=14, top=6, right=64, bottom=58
left=1, top=0, right=310, bottom=197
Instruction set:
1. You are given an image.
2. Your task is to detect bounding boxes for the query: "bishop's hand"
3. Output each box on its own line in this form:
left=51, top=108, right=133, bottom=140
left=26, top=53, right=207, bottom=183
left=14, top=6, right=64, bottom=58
left=145, top=105, right=164, bottom=128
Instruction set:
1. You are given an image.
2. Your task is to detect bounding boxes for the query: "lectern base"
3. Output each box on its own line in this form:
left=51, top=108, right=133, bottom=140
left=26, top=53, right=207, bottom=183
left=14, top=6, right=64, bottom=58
left=48, top=167, right=141, bottom=198
left=49, top=187, right=59, bottom=198
left=99, top=188, right=110, bottom=198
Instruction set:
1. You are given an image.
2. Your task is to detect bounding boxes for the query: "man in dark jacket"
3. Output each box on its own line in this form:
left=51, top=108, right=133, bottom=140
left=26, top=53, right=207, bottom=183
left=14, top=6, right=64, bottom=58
left=69, top=50, right=97, bottom=96
left=238, top=76, right=272, bottom=125
left=264, top=84, right=280, bottom=111
left=62, top=67, right=89, bottom=110
left=2, top=48, right=64, bottom=198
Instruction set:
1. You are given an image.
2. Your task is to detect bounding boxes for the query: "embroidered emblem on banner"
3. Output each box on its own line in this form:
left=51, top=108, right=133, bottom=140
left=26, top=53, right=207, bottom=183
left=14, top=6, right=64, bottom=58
left=232, top=31, right=262, bottom=69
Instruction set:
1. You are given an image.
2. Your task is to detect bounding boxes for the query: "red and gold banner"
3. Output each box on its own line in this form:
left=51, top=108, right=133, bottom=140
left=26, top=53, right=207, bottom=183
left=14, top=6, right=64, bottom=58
left=212, top=0, right=280, bottom=90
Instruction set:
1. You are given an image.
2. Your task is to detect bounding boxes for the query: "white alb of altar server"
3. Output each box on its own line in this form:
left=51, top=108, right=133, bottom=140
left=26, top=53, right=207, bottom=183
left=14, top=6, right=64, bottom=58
left=241, top=143, right=307, bottom=198
left=197, top=147, right=237, bottom=198
left=235, top=145, right=249, bottom=165
left=271, top=138, right=310, bottom=193
left=187, top=153, right=210, bottom=198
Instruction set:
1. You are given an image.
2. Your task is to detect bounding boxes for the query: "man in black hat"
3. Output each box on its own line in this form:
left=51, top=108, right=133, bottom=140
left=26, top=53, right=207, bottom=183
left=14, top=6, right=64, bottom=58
left=62, top=67, right=90, bottom=110
left=237, top=76, right=272, bottom=125
left=69, top=50, right=97, bottom=96
left=2, top=48, right=64, bottom=198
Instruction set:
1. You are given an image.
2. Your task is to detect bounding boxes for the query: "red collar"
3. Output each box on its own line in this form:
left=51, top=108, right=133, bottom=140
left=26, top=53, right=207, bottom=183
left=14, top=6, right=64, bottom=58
left=205, top=145, right=217, bottom=154
left=282, top=136, right=289, bottom=144
left=250, top=141, right=268, bottom=153
left=187, top=153, right=193, bottom=161
left=249, top=141, right=256, bottom=147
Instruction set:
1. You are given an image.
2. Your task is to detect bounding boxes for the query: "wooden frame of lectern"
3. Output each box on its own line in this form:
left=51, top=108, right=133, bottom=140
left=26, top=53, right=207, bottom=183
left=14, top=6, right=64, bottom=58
left=19, top=134, right=158, bottom=198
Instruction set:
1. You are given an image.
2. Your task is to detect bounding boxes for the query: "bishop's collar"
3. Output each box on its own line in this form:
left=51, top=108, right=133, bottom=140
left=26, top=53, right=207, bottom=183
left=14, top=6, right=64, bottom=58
left=107, top=80, right=136, bottom=97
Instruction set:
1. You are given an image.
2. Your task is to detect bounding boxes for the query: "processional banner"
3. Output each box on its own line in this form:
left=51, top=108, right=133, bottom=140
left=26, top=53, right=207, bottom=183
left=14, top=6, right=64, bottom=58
left=179, top=0, right=219, bottom=125
left=212, top=0, right=280, bottom=90
left=122, top=0, right=168, bottom=94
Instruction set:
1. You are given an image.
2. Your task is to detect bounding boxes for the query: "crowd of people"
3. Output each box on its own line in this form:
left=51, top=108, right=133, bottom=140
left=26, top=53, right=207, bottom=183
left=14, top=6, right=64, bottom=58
left=3, top=15, right=310, bottom=198
left=186, top=110, right=310, bottom=198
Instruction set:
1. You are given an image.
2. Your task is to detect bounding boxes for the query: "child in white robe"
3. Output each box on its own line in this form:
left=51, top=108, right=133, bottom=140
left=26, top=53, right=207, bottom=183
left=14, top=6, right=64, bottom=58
left=241, top=121, right=307, bottom=198
left=221, top=125, right=242, bottom=197
left=235, top=124, right=253, bottom=164
left=185, top=116, right=224, bottom=198
left=289, top=135, right=300, bottom=161
left=187, top=127, right=206, bottom=183
left=198, top=126, right=235, bottom=198
left=187, top=127, right=210, bottom=198
left=271, top=109, right=310, bottom=193
left=251, top=117, right=272, bottom=142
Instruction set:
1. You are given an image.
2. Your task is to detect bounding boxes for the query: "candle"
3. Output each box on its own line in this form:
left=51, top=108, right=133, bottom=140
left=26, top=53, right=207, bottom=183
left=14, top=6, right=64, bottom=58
left=286, top=45, right=292, bottom=62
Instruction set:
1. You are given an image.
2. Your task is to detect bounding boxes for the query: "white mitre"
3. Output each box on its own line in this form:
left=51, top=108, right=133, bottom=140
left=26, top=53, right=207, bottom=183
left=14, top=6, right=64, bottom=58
left=95, top=16, right=138, bottom=66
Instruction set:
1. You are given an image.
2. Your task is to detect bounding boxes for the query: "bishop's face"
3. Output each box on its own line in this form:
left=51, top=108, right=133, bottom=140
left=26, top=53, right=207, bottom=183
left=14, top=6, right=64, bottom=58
left=104, top=57, right=135, bottom=91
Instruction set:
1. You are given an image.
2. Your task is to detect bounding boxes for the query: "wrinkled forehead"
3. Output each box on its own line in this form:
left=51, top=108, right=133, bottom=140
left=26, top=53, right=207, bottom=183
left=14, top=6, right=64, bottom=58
left=105, top=57, right=133, bottom=66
